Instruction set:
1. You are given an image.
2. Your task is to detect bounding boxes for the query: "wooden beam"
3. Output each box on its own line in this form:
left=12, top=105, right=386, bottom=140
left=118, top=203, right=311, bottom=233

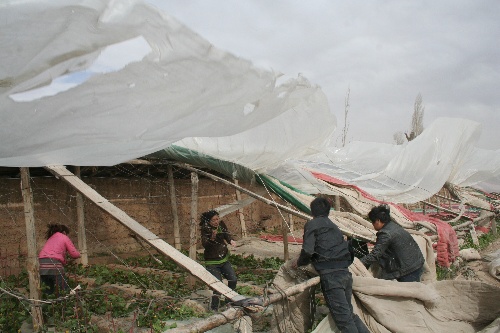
left=168, top=165, right=181, bottom=250
left=282, top=218, right=289, bottom=261
left=188, top=172, right=199, bottom=287
left=20, top=167, right=44, bottom=331
left=168, top=276, right=320, bottom=333
left=422, top=200, right=473, bottom=221
left=215, top=196, right=257, bottom=218
left=234, top=179, right=247, bottom=238
left=74, top=166, right=89, bottom=266
left=45, top=165, right=244, bottom=302
left=287, top=203, right=295, bottom=232
left=434, top=193, right=497, bottom=213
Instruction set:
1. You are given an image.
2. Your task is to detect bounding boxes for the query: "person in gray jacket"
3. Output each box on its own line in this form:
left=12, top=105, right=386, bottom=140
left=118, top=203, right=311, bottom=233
left=361, top=204, right=425, bottom=282
left=294, top=197, right=370, bottom=333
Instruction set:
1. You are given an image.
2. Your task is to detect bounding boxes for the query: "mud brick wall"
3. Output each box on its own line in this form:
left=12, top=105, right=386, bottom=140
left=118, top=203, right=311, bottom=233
left=0, top=174, right=304, bottom=276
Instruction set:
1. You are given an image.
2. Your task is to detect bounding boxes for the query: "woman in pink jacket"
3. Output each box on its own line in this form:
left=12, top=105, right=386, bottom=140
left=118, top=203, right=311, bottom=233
left=38, top=224, right=80, bottom=295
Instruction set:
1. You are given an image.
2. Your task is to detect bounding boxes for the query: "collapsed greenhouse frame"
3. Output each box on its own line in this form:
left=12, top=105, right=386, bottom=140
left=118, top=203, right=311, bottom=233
left=9, top=157, right=499, bottom=332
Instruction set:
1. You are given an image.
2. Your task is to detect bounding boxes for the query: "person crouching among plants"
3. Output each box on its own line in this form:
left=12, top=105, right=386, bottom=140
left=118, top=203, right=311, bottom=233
left=38, top=224, right=81, bottom=295
left=199, top=210, right=237, bottom=311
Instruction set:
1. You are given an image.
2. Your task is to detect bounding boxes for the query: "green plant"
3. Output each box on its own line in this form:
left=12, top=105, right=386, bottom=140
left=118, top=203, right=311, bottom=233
left=1, top=252, right=287, bottom=332
left=235, top=285, right=259, bottom=297
left=436, top=264, right=460, bottom=281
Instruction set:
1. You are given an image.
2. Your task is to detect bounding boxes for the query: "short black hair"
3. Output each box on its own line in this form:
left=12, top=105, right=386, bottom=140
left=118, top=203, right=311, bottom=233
left=46, top=224, right=70, bottom=239
left=310, top=197, right=331, bottom=217
left=200, top=210, right=219, bottom=226
left=368, top=204, right=391, bottom=224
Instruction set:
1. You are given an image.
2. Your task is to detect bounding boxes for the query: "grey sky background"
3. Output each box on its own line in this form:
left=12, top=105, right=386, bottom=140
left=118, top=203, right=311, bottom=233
left=148, top=0, right=499, bottom=149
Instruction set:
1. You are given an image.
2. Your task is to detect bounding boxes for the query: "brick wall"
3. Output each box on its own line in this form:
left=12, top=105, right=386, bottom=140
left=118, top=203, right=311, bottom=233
left=0, top=174, right=303, bottom=276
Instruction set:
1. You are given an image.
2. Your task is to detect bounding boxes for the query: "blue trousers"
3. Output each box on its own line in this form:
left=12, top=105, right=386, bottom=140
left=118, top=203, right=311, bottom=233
left=320, top=269, right=370, bottom=333
left=206, top=261, right=237, bottom=310
left=397, top=266, right=423, bottom=282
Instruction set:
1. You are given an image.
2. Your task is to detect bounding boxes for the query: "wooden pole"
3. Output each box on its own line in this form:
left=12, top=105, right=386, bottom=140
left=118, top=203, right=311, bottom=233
left=434, top=193, right=497, bottom=213
left=470, top=225, right=479, bottom=246
left=491, top=216, right=497, bottom=236
left=168, top=165, right=182, bottom=250
left=74, top=166, right=88, bottom=266
left=188, top=172, right=199, bottom=287
left=234, top=179, right=247, bottom=238
left=334, top=195, right=340, bottom=211
left=422, top=201, right=473, bottom=220
left=20, top=167, right=44, bottom=331
left=287, top=203, right=294, bottom=232
left=168, top=276, right=321, bottom=333
left=282, top=218, right=289, bottom=261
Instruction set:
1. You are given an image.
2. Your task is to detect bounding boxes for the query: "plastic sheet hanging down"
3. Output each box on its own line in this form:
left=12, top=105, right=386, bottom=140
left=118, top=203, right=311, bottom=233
left=0, top=0, right=330, bottom=167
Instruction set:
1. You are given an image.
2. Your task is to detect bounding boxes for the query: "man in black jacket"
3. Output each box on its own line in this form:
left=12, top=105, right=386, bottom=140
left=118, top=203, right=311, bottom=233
left=294, top=197, right=369, bottom=333
left=361, top=204, right=424, bottom=282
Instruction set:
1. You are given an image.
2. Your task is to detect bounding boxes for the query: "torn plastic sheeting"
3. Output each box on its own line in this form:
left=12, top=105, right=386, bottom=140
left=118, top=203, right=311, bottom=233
left=0, top=0, right=330, bottom=167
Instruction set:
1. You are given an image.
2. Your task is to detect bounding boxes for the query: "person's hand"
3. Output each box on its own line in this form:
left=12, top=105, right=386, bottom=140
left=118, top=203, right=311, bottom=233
left=291, top=258, right=298, bottom=269
left=230, top=240, right=236, bottom=247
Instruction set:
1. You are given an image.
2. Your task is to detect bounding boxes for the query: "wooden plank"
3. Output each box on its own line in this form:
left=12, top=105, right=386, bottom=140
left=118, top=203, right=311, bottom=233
left=215, top=196, right=257, bottom=217
left=20, top=167, right=44, bottom=331
left=45, top=165, right=244, bottom=302
left=234, top=179, right=247, bottom=238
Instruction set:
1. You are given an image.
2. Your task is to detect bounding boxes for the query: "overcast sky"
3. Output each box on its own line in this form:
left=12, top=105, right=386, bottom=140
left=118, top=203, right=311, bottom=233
left=148, top=0, right=499, bottom=150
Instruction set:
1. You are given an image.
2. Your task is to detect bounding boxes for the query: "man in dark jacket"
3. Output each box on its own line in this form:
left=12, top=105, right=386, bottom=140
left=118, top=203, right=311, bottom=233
left=294, top=197, right=370, bottom=333
left=200, top=210, right=237, bottom=311
left=361, top=204, right=424, bottom=282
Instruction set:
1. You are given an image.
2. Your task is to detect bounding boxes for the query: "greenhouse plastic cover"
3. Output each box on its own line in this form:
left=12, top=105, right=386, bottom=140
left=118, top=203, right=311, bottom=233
left=0, top=0, right=331, bottom=167
left=1, top=0, right=499, bottom=203
left=174, top=117, right=500, bottom=203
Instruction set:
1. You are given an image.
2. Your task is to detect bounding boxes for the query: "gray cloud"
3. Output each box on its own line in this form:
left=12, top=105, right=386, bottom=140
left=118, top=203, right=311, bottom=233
left=148, top=0, right=500, bottom=149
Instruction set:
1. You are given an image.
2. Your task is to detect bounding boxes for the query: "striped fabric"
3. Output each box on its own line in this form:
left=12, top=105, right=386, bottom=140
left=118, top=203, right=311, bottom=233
left=39, top=258, right=64, bottom=276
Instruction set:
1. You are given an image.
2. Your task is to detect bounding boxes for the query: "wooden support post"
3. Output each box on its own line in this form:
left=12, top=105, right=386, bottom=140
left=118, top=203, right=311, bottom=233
left=168, top=165, right=181, bottom=250
left=234, top=179, right=247, bottom=238
left=470, top=225, right=479, bottom=246
left=74, top=166, right=88, bottom=266
left=423, top=201, right=473, bottom=221
left=422, top=202, right=426, bottom=215
left=188, top=172, right=199, bottom=287
left=334, top=195, right=340, bottom=211
left=20, top=167, right=44, bottom=331
left=282, top=218, right=289, bottom=261
left=287, top=203, right=294, bottom=232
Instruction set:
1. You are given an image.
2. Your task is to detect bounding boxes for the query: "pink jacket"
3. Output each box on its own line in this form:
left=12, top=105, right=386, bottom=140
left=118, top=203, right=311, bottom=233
left=38, top=232, right=81, bottom=265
